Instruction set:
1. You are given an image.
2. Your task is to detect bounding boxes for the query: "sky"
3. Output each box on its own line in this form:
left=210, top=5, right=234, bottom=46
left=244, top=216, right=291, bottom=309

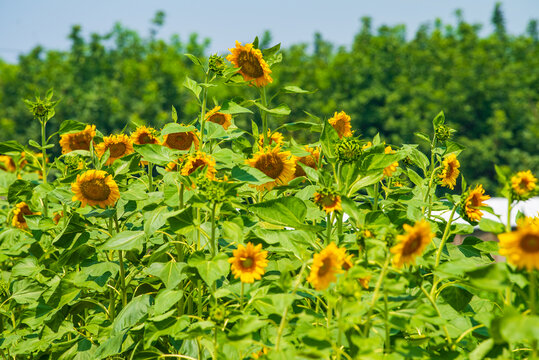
left=0, top=0, right=538, bottom=63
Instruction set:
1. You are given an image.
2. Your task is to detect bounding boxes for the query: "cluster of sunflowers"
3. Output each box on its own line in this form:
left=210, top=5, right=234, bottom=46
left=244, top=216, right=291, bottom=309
left=0, top=39, right=538, bottom=359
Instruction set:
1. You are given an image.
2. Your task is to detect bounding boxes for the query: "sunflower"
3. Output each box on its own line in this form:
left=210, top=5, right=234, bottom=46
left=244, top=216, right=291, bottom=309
left=227, top=41, right=273, bottom=87
left=294, top=146, right=320, bottom=178
left=343, top=252, right=354, bottom=271
left=165, top=158, right=182, bottom=172
left=245, top=147, right=296, bottom=191
left=314, top=189, right=342, bottom=214
left=511, top=170, right=537, bottom=198
left=53, top=211, right=63, bottom=225
left=439, top=154, right=460, bottom=190
left=328, top=111, right=353, bottom=139
left=71, top=170, right=120, bottom=208
left=95, top=134, right=134, bottom=166
left=206, top=106, right=232, bottom=130
left=307, top=243, right=346, bottom=291
left=163, top=127, right=199, bottom=151
left=252, top=347, right=269, bottom=359
left=362, top=141, right=372, bottom=150
left=131, top=125, right=160, bottom=145
left=59, top=125, right=96, bottom=154
left=390, top=219, right=434, bottom=268
left=257, top=129, right=284, bottom=148
left=499, top=217, right=539, bottom=271
left=463, top=185, right=490, bottom=222
left=12, top=202, right=40, bottom=229
left=359, top=276, right=371, bottom=289
left=228, top=242, right=269, bottom=283
left=0, top=155, right=16, bottom=172
left=180, top=152, right=217, bottom=180
left=383, top=146, right=398, bottom=177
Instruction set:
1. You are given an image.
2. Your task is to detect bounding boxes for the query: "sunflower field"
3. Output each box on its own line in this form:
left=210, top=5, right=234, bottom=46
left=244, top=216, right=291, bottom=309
left=0, top=38, right=538, bottom=360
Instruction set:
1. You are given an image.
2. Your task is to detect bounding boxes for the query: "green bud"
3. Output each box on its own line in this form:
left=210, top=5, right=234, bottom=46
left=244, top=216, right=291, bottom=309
left=335, top=138, right=362, bottom=163
left=435, top=124, right=454, bottom=142
left=209, top=54, right=226, bottom=76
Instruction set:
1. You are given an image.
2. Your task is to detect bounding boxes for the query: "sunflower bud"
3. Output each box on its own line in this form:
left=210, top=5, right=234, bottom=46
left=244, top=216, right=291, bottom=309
left=337, top=276, right=362, bottom=300
left=197, top=174, right=227, bottom=203
left=24, top=93, right=58, bottom=120
left=209, top=54, right=226, bottom=76
left=209, top=304, right=228, bottom=325
left=335, top=138, right=362, bottom=163
left=435, top=124, right=454, bottom=142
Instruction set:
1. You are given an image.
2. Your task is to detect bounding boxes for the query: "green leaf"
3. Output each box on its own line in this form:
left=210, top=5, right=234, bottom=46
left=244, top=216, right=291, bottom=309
left=348, top=172, right=383, bottom=196
left=432, top=110, right=445, bottom=128
left=8, top=179, right=37, bottom=203
left=134, top=144, right=180, bottom=165
left=320, top=120, right=340, bottom=160
left=59, top=120, right=87, bottom=135
left=499, top=314, right=539, bottom=344
left=188, top=252, right=230, bottom=286
left=101, top=231, right=145, bottom=251
left=145, top=261, right=187, bottom=289
left=144, top=207, right=180, bottom=236
left=253, top=102, right=291, bottom=116
left=440, top=285, right=473, bottom=312
left=282, top=85, right=314, bottom=94
left=184, top=53, right=202, bottom=66
left=478, top=218, right=505, bottom=234
left=112, top=294, right=152, bottom=334
left=220, top=100, right=253, bottom=114
left=161, top=123, right=196, bottom=136
left=11, top=279, right=45, bottom=304
left=249, top=197, right=307, bottom=228
left=28, top=139, right=42, bottom=150
left=151, top=289, right=184, bottom=316
left=94, top=331, right=126, bottom=359
left=230, top=165, right=273, bottom=185
left=281, top=121, right=322, bottom=132
left=171, top=105, right=178, bottom=122
left=183, top=76, right=201, bottom=101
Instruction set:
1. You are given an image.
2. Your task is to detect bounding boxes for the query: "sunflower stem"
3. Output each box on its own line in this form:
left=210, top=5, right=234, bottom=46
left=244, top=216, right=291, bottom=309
left=210, top=202, right=218, bottom=257
left=197, top=279, right=203, bottom=317
left=430, top=205, right=457, bottom=298
left=148, top=162, right=154, bottom=192
left=179, top=183, right=184, bottom=209
left=506, top=198, right=512, bottom=232
left=199, top=71, right=209, bottom=147
left=384, top=290, right=391, bottom=353
left=113, top=211, right=127, bottom=308
left=373, top=182, right=379, bottom=211
left=275, top=261, right=307, bottom=351
left=363, top=255, right=390, bottom=336
left=421, top=286, right=453, bottom=346
left=240, top=282, right=244, bottom=311
left=337, top=213, right=343, bottom=238
left=326, top=214, right=333, bottom=246
left=260, top=87, right=268, bottom=147
left=39, top=118, right=49, bottom=217
left=530, top=271, right=538, bottom=358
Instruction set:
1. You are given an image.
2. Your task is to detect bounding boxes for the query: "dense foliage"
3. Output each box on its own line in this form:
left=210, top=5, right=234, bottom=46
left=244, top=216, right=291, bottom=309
left=0, top=30, right=537, bottom=359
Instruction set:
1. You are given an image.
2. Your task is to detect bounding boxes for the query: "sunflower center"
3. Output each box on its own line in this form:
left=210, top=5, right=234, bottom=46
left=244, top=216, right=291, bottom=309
left=188, top=159, right=207, bottom=175
left=321, top=194, right=338, bottom=208
left=17, top=205, right=32, bottom=224
left=237, top=50, right=264, bottom=78
left=402, top=234, right=422, bottom=256
left=69, top=133, right=92, bottom=151
left=138, top=133, right=155, bottom=144
left=108, top=143, right=127, bottom=158
left=241, top=257, right=254, bottom=269
left=318, top=257, right=332, bottom=277
left=80, top=178, right=111, bottom=201
left=166, top=132, right=195, bottom=150
left=520, top=234, right=539, bottom=253
left=209, top=113, right=227, bottom=125
left=255, top=154, right=284, bottom=179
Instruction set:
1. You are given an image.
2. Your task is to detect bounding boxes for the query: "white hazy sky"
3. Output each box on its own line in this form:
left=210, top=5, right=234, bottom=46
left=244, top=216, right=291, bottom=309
left=0, top=0, right=538, bottom=63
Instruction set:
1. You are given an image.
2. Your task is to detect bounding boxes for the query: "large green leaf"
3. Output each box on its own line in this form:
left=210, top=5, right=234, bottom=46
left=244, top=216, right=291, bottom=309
left=249, top=197, right=307, bottom=228
left=188, top=252, right=230, bottom=286
left=101, top=231, right=145, bottom=251
left=112, top=294, right=152, bottom=334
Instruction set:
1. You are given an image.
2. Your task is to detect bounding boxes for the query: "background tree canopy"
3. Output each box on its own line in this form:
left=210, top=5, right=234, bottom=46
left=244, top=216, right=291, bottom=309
left=0, top=5, right=538, bottom=193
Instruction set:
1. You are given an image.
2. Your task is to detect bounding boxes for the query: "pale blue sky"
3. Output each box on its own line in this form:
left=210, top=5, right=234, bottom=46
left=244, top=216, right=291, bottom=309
left=0, top=0, right=538, bottom=63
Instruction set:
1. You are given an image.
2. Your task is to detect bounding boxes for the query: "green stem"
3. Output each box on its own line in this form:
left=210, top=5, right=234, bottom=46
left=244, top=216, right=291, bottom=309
left=260, top=87, right=268, bottom=147
left=40, top=118, right=49, bottom=217
left=179, top=183, right=184, bottom=209
left=384, top=290, right=390, bottom=352
left=197, top=279, right=203, bottom=317
left=275, top=262, right=307, bottom=351
left=506, top=198, right=512, bottom=232
left=373, top=182, right=379, bottom=211
left=113, top=211, right=127, bottom=307
left=213, top=327, right=218, bottom=360
left=326, top=213, right=333, bottom=245
left=337, top=213, right=343, bottom=238
left=431, top=205, right=457, bottom=298
left=364, top=256, right=390, bottom=336
left=421, top=286, right=452, bottom=346
left=210, top=202, right=218, bottom=257
left=531, top=271, right=538, bottom=358
left=240, top=282, right=244, bottom=311
left=148, top=162, right=154, bottom=192
left=199, top=71, right=209, bottom=146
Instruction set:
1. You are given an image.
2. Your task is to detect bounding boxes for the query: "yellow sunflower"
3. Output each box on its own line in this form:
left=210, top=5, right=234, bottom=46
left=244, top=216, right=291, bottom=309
left=95, top=134, right=134, bottom=166
left=294, top=146, right=320, bottom=178
left=362, top=141, right=372, bottom=150
left=71, top=170, right=120, bottom=208
left=180, top=152, right=217, bottom=180
left=390, top=219, right=434, bottom=268
left=59, top=125, right=96, bottom=154
left=131, top=125, right=160, bottom=145
left=359, top=276, right=371, bottom=289
left=499, top=216, right=539, bottom=271
left=314, top=190, right=342, bottom=214
left=206, top=106, right=232, bottom=130
left=163, top=127, right=199, bottom=151
left=257, top=129, right=284, bottom=148
left=439, top=154, right=460, bottom=190
left=511, top=170, right=537, bottom=197
left=227, top=41, right=273, bottom=87
left=328, top=111, right=353, bottom=139
left=463, top=185, right=490, bottom=222
left=12, top=202, right=40, bottom=229
left=307, top=243, right=346, bottom=291
left=245, top=147, right=296, bottom=191
left=0, top=155, right=16, bottom=172
left=252, top=347, right=269, bottom=359
left=383, top=146, right=398, bottom=177
left=228, top=242, right=269, bottom=283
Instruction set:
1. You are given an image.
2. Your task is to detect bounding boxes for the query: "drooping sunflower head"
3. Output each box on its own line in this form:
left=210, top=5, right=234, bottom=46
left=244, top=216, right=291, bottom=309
left=462, top=184, right=490, bottom=223
left=390, top=219, right=434, bottom=268
left=439, top=153, right=460, bottom=190
left=180, top=152, right=217, bottom=180
left=227, top=41, right=273, bottom=87
left=499, top=216, right=539, bottom=271
left=328, top=111, right=353, bottom=139
left=245, top=147, right=296, bottom=191
left=59, top=125, right=96, bottom=154
left=131, top=125, right=160, bottom=145
left=314, top=188, right=342, bottom=214
left=383, top=146, right=399, bottom=178
left=12, top=202, right=40, bottom=229
left=71, top=170, right=120, bottom=208
left=206, top=106, right=232, bottom=130
left=258, top=129, right=284, bottom=148
left=307, top=242, right=347, bottom=291
left=294, top=145, right=320, bottom=178
left=228, top=242, right=269, bottom=283
left=0, top=155, right=16, bottom=172
left=163, top=127, right=200, bottom=151
left=95, top=134, right=134, bottom=166
left=511, top=170, right=537, bottom=200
